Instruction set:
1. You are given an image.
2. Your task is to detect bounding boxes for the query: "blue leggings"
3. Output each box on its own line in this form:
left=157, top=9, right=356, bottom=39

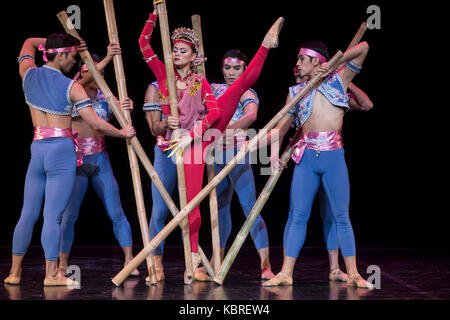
left=283, top=148, right=356, bottom=258
left=214, top=147, right=269, bottom=250
left=59, top=151, right=133, bottom=253
left=149, top=145, right=179, bottom=255
left=12, top=138, right=76, bottom=261
left=319, top=185, right=339, bottom=251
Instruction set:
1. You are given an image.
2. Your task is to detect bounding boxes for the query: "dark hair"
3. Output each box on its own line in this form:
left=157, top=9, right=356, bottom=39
left=77, top=53, right=101, bottom=78
left=221, top=49, right=248, bottom=65
left=45, top=33, right=80, bottom=61
left=299, top=40, right=329, bottom=62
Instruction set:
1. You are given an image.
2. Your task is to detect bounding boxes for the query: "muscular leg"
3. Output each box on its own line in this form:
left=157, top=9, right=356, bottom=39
left=6, top=141, right=46, bottom=284
left=40, top=138, right=78, bottom=286
left=147, top=145, right=178, bottom=282
left=320, top=149, right=372, bottom=289
left=59, top=165, right=89, bottom=271
left=319, top=186, right=347, bottom=281
left=264, top=150, right=321, bottom=286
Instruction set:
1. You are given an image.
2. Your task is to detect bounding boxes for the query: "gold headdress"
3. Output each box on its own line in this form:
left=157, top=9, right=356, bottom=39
left=171, top=27, right=199, bottom=51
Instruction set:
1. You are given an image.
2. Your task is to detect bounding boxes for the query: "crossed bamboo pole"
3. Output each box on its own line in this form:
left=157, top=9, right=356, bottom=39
left=154, top=0, right=194, bottom=284
left=103, top=0, right=156, bottom=285
left=213, top=21, right=369, bottom=284
left=111, top=47, right=344, bottom=286
left=57, top=9, right=215, bottom=284
left=191, top=13, right=222, bottom=276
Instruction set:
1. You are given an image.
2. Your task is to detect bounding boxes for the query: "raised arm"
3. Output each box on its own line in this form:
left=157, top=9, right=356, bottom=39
left=139, top=10, right=166, bottom=81
left=338, top=41, right=369, bottom=89
left=18, top=38, right=46, bottom=78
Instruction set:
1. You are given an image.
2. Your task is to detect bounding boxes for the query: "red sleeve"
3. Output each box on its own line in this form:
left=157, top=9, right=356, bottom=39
left=139, top=13, right=166, bottom=83
left=190, top=78, right=221, bottom=139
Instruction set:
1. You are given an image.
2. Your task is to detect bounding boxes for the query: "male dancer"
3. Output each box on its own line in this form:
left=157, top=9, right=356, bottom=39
left=59, top=43, right=139, bottom=276
left=5, top=34, right=134, bottom=286
left=210, top=49, right=274, bottom=280
left=288, top=65, right=373, bottom=282
left=261, top=40, right=374, bottom=289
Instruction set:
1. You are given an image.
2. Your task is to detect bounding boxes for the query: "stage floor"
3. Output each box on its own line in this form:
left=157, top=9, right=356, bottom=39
left=1, top=246, right=449, bottom=301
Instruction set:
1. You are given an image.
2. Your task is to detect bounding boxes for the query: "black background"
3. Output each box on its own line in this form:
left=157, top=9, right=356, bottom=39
left=0, top=0, right=445, bottom=253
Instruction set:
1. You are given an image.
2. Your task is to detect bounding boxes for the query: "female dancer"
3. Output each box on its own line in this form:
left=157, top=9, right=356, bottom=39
left=58, top=43, right=139, bottom=277
left=139, top=7, right=283, bottom=281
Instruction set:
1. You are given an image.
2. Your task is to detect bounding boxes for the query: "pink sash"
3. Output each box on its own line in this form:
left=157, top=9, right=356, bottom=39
left=291, top=131, right=344, bottom=164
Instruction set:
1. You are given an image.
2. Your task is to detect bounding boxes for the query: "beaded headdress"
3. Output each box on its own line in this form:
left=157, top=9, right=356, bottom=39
left=171, top=27, right=199, bottom=51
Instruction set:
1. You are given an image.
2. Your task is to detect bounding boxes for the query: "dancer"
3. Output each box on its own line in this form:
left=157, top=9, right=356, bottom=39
left=209, top=49, right=274, bottom=280
left=290, top=65, right=373, bottom=282
left=262, top=40, right=374, bottom=289
left=58, top=43, right=139, bottom=277
left=139, top=7, right=283, bottom=281
left=5, top=34, right=134, bottom=286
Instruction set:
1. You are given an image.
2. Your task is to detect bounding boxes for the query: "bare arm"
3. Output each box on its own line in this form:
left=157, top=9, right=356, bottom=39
left=227, top=90, right=258, bottom=130
left=348, top=82, right=373, bottom=111
left=18, top=38, right=46, bottom=78
left=144, top=85, right=168, bottom=137
left=71, top=83, right=135, bottom=138
left=338, top=41, right=369, bottom=89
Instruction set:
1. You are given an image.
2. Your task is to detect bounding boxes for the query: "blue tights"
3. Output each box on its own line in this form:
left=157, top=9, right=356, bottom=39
left=12, top=138, right=76, bottom=261
left=214, top=147, right=269, bottom=250
left=283, top=148, right=356, bottom=258
left=59, top=151, right=133, bottom=253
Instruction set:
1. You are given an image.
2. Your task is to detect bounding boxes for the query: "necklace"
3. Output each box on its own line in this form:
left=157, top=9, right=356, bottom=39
left=176, top=69, right=194, bottom=90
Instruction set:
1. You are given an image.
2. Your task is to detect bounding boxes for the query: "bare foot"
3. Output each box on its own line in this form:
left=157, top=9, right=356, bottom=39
left=193, top=267, right=212, bottom=282
left=44, top=270, right=79, bottom=287
left=262, top=272, right=293, bottom=287
left=329, top=268, right=348, bottom=282
left=261, top=267, right=275, bottom=280
left=262, top=17, right=285, bottom=49
left=4, top=274, right=21, bottom=285
left=347, top=273, right=374, bottom=290
left=124, top=262, right=140, bottom=277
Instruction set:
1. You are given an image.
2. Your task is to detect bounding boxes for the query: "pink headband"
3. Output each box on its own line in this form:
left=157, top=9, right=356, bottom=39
left=222, top=57, right=246, bottom=66
left=298, top=48, right=327, bottom=63
left=39, top=44, right=78, bottom=62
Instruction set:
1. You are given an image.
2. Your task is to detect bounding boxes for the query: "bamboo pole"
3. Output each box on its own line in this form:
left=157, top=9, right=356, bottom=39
left=111, top=50, right=344, bottom=286
left=214, top=22, right=368, bottom=284
left=103, top=0, right=156, bottom=284
left=57, top=11, right=181, bottom=219
left=213, top=129, right=302, bottom=285
left=57, top=10, right=215, bottom=283
left=191, top=13, right=221, bottom=276
left=154, top=0, right=193, bottom=284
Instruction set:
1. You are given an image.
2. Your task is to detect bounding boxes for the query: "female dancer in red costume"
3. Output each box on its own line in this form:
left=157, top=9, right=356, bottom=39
left=138, top=7, right=283, bottom=275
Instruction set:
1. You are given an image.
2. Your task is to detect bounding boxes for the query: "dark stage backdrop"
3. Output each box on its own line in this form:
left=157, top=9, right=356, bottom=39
left=1, top=0, right=445, bottom=252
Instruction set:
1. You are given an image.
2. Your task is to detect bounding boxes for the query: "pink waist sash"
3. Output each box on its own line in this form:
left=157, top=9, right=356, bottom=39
left=33, top=126, right=75, bottom=141
left=291, top=131, right=343, bottom=164
left=77, top=137, right=107, bottom=156
left=33, top=126, right=82, bottom=166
